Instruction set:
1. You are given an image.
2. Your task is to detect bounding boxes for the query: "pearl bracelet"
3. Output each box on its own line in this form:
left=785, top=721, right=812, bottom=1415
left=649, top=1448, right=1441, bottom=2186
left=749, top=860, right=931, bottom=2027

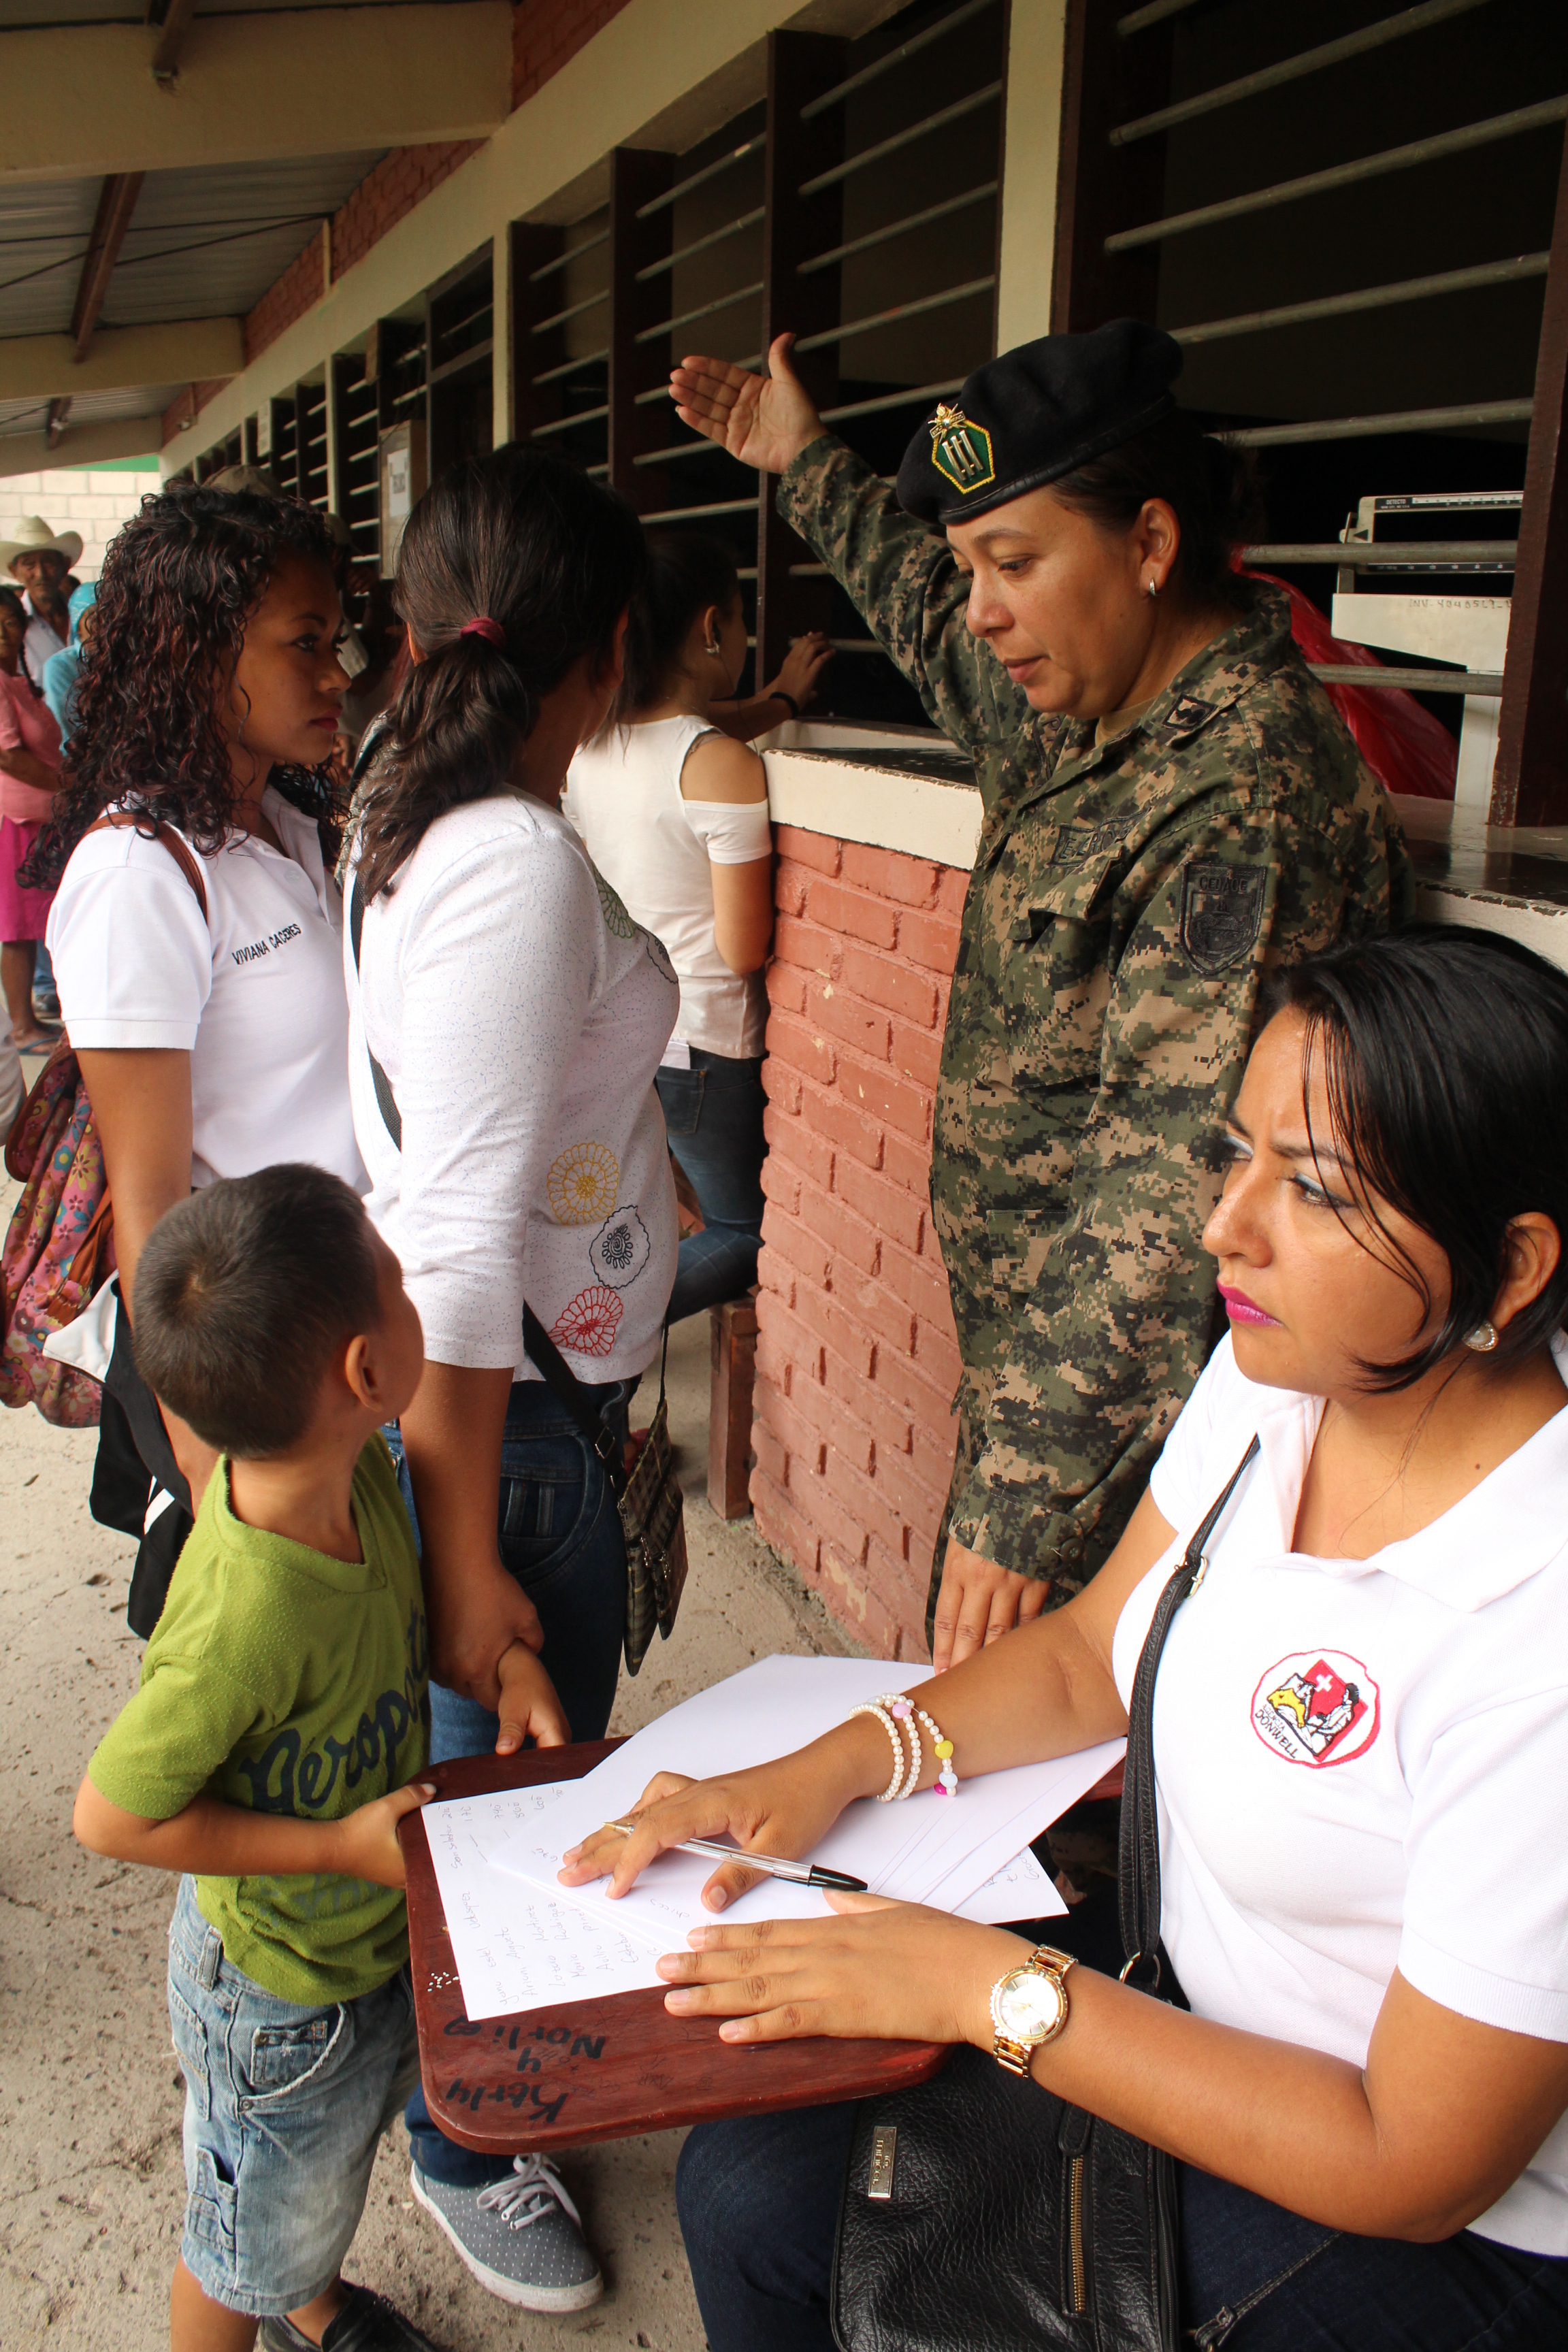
left=853, top=1695, right=960, bottom=1800
left=849, top=1701, right=908, bottom=1801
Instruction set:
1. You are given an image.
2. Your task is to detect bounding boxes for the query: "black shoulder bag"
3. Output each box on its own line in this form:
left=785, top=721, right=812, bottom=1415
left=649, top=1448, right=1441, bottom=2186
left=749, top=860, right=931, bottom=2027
left=348, top=876, right=688, bottom=1676
left=831, top=1437, right=1260, bottom=2352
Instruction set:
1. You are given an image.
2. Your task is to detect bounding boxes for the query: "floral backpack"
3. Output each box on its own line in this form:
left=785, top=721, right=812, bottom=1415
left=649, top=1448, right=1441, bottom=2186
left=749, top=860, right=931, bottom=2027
left=0, top=816, right=207, bottom=1426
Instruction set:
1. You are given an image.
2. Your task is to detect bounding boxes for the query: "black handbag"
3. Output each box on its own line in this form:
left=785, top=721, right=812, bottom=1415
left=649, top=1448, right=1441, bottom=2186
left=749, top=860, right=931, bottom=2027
left=830, top=1437, right=1260, bottom=2352
left=349, top=875, right=687, bottom=1678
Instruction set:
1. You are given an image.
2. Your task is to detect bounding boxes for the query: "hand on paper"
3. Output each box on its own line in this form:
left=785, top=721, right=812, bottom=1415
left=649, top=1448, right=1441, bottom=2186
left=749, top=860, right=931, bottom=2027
left=495, top=1640, right=570, bottom=1754
left=331, top=1780, right=438, bottom=1889
left=559, top=1745, right=866, bottom=1911
left=658, top=1891, right=1032, bottom=2047
left=930, top=1535, right=1051, bottom=1671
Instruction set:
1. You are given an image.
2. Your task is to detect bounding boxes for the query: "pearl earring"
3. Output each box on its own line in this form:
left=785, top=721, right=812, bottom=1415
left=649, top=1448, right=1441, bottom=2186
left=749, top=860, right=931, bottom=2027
left=1464, top=1320, right=1499, bottom=1352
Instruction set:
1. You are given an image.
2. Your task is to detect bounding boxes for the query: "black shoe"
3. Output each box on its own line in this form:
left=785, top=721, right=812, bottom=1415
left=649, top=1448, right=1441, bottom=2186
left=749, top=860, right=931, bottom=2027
left=260, top=2284, right=446, bottom=2352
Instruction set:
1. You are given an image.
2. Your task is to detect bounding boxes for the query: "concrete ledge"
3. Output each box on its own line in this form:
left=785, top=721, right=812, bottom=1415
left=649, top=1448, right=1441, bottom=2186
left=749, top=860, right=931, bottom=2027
left=764, top=731, right=985, bottom=872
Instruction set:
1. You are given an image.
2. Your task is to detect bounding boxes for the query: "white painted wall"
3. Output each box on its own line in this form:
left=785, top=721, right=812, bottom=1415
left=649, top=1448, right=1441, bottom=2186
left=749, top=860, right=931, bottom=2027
left=0, top=468, right=162, bottom=580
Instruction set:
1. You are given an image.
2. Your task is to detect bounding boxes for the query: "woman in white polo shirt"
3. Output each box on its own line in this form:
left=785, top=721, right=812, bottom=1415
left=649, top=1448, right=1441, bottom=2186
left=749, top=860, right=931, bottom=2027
left=567, top=925, right=1568, bottom=2350
left=36, top=482, right=361, bottom=1629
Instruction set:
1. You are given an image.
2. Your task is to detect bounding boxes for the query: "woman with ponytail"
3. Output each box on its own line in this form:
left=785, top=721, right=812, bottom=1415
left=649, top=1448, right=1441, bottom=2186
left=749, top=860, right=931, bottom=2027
left=346, top=446, right=660, bottom=2309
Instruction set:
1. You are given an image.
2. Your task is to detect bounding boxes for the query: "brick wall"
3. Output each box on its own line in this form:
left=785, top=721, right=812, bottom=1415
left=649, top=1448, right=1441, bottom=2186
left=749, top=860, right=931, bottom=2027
left=751, top=827, right=970, bottom=1660
left=0, top=468, right=163, bottom=579
left=513, top=0, right=635, bottom=103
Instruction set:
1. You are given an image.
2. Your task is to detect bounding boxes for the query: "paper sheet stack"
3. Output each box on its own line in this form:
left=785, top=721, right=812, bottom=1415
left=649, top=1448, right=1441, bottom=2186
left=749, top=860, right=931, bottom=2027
left=425, top=1656, right=1124, bottom=2021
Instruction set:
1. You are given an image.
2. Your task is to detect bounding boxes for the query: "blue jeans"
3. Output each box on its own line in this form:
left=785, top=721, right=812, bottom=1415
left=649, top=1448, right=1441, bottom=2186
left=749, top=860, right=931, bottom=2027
left=676, top=2105, right=1568, bottom=2352
left=168, top=1878, right=420, bottom=2317
left=385, top=1375, right=630, bottom=2187
left=657, top=1049, right=766, bottom=1324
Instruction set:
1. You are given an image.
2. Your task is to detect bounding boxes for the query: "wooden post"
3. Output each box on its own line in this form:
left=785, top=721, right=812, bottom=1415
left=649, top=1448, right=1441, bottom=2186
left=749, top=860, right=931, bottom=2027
left=1050, top=0, right=1171, bottom=333
left=608, top=147, right=674, bottom=512
left=708, top=1295, right=759, bottom=1521
left=510, top=219, right=566, bottom=444
left=1490, top=127, right=1568, bottom=828
left=756, top=29, right=847, bottom=689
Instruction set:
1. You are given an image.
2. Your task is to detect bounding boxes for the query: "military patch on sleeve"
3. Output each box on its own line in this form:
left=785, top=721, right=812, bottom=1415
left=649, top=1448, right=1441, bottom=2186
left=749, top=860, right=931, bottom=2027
left=1179, top=860, right=1267, bottom=975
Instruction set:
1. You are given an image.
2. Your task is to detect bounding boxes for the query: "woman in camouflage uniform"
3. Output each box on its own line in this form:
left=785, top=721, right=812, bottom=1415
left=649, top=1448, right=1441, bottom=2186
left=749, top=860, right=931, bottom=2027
left=670, top=321, right=1411, bottom=1667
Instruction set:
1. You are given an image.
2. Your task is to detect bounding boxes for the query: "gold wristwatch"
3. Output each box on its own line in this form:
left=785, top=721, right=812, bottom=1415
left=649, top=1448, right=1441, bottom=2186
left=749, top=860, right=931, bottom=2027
left=990, top=1944, right=1075, bottom=2076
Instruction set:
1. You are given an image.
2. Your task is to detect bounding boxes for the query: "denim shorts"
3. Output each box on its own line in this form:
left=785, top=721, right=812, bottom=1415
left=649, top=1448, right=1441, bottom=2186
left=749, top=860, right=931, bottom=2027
left=167, top=1876, right=421, bottom=2316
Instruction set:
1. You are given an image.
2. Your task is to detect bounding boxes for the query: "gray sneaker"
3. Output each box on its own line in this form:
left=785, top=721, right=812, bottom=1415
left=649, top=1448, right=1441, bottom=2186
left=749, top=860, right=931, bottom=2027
left=409, top=2155, right=604, bottom=2313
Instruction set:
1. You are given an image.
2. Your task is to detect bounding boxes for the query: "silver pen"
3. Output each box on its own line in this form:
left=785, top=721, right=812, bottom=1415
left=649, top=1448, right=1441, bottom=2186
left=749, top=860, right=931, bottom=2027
left=606, top=1820, right=867, bottom=1894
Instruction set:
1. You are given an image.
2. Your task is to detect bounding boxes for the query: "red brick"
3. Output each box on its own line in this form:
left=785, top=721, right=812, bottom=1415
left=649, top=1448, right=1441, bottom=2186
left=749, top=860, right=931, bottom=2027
left=766, top=1012, right=835, bottom=1089
left=821, top=1542, right=906, bottom=1656
left=751, top=1467, right=821, bottom=1582
left=840, top=945, right=938, bottom=1028
left=836, top=1056, right=930, bottom=1143
left=806, top=879, right=899, bottom=951
left=874, top=1343, right=959, bottom=1431
left=801, top=1081, right=883, bottom=1170
left=774, top=824, right=841, bottom=876
left=913, top=1417, right=960, bottom=1500
left=889, top=1019, right=943, bottom=1090
left=764, top=1102, right=832, bottom=1191
left=806, top=976, right=889, bottom=1062
left=832, top=1156, right=924, bottom=1254
left=882, top=1129, right=935, bottom=1198
left=759, top=1155, right=800, bottom=1216
left=867, top=1537, right=925, bottom=1652
left=835, top=1269, right=916, bottom=1360
left=878, top=1239, right=954, bottom=1330
left=824, top=1449, right=908, bottom=1563
left=914, top=1316, right=964, bottom=1395
left=774, top=862, right=807, bottom=917
left=935, top=866, right=972, bottom=917
left=823, top=1348, right=912, bottom=1456
left=766, top=960, right=807, bottom=1016
left=792, top=1283, right=875, bottom=1379
left=761, top=1202, right=830, bottom=1288
left=876, top=1442, right=947, bottom=1534
left=772, top=913, right=838, bottom=977
left=762, top=1058, right=802, bottom=1115
left=840, top=843, right=938, bottom=907
left=797, top=1180, right=879, bottom=1276
left=753, top=1418, right=787, bottom=1489
left=789, top=1370, right=872, bottom=1477
left=755, top=1249, right=795, bottom=1313
left=898, top=909, right=962, bottom=973
left=755, top=1289, right=823, bottom=1388
left=756, top=1373, right=828, bottom=1480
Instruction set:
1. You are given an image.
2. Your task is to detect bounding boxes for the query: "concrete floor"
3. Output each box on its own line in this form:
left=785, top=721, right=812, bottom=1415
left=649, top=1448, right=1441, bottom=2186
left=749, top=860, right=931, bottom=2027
left=0, top=1133, right=855, bottom=2349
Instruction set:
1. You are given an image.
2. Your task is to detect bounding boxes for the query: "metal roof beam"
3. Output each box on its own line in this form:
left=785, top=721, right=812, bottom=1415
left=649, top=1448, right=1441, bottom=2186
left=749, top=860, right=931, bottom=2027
left=146, top=0, right=196, bottom=86
left=0, top=3, right=510, bottom=185
left=71, top=173, right=146, bottom=362
left=0, top=316, right=242, bottom=399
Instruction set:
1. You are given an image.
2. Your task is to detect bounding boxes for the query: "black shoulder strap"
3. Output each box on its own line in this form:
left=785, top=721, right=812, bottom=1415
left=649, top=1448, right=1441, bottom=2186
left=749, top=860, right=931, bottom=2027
left=85, top=812, right=209, bottom=923
left=348, top=872, right=402, bottom=1150
left=350, top=866, right=630, bottom=1490
left=1117, top=1434, right=1260, bottom=1987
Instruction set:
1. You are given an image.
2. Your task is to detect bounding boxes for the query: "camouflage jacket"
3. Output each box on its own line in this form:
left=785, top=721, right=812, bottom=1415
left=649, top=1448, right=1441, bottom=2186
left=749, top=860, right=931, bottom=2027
left=777, top=437, right=1414, bottom=1596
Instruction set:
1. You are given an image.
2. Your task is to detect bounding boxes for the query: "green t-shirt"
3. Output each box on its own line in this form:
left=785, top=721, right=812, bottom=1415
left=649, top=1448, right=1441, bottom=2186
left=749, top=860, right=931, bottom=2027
left=89, top=1433, right=429, bottom=2005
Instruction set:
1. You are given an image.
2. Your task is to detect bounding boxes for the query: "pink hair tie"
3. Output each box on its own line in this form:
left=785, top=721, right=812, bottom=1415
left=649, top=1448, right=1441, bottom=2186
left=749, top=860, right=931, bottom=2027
left=460, top=616, right=505, bottom=647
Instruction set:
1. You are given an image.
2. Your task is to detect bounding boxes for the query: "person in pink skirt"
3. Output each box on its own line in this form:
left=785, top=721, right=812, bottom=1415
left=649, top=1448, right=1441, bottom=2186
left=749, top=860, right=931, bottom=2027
left=0, top=584, right=64, bottom=1052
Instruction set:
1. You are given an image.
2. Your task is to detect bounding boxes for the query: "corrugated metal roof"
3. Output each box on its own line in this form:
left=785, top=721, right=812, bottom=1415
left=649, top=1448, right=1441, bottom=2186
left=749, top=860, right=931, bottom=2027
left=0, top=381, right=178, bottom=440
left=0, top=152, right=385, bottom=340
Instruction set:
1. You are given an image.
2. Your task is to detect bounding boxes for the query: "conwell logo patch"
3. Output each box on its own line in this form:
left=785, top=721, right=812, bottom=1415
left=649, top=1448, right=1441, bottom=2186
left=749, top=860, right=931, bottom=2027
left=1251, top=1650, right=1380, bottom=1768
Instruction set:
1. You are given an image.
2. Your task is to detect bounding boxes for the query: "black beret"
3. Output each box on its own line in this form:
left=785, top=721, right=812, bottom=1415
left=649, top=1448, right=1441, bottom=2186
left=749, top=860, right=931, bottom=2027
left=895, top=319, right=1183, bottom=527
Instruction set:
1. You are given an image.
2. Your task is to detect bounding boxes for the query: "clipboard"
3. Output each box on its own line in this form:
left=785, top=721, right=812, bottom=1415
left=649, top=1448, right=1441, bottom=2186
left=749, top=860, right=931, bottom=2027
left=399, top=1742, right=949, bottom=2153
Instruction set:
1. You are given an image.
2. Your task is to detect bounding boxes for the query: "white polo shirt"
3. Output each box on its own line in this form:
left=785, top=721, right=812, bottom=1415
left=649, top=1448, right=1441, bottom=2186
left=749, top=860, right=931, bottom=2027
left=1113, top=1330, right=1568, bottom=2256
left=48, top=789, right=365, bottom=1192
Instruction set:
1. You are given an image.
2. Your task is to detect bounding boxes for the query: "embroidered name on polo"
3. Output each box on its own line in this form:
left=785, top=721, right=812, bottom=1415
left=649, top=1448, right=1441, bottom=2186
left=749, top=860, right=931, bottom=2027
left=1251, top=1650, right=1381, bottom=1767
left=231, top=921, right=304, bottom=967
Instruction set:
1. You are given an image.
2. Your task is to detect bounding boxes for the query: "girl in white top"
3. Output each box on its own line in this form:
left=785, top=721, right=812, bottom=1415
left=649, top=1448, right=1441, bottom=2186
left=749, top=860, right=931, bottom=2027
left=37, top=483, right=363, bottom=1626
left=566, top=531, right=830, bottom=1323
left=569, top=926, right=1568, bottom=2348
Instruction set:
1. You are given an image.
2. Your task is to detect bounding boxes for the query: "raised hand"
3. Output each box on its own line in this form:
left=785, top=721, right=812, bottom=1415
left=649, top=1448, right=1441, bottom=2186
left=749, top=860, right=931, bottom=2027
left=670, top=334, right=826, bottom=476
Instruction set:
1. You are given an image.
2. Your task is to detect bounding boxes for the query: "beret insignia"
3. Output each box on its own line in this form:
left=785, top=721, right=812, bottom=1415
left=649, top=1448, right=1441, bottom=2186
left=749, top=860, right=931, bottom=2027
left=928, top=403, right=996, bottom=499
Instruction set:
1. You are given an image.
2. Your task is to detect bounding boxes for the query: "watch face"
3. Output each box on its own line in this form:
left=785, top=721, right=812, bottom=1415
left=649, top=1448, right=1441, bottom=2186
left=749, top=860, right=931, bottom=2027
left=993, top=1967, right=1066, bottom=2044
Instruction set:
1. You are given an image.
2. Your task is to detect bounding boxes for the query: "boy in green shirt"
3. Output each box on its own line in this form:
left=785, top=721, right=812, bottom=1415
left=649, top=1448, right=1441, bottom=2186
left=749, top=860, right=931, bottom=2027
left=74, top=1164, right=566, bottom=2352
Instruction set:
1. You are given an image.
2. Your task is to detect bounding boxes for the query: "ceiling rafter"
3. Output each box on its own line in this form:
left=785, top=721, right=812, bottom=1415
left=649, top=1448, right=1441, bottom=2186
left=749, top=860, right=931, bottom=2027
left=146, top=0, right=197, bottom=86
left=69, top=172, right=145, bottom=361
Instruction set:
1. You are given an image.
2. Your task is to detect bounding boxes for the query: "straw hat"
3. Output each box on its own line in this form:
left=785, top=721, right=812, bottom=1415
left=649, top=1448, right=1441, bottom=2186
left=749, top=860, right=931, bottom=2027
left=0, top=516, right=84, bottom=574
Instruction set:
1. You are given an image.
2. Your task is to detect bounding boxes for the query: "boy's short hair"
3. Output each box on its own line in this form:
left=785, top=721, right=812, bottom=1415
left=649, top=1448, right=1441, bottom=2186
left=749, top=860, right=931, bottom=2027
left=132, top=1164, right=382, bottom=1458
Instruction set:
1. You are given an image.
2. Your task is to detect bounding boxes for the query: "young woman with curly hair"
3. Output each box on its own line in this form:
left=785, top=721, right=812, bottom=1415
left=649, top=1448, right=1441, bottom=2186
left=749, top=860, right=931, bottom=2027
left=36, top=480, right=364, bottom=1627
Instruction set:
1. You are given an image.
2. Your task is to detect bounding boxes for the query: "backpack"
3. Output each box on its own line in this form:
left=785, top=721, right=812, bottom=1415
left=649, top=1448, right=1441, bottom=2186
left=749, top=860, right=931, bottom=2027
left=0, top=816, right=208, bottom=1426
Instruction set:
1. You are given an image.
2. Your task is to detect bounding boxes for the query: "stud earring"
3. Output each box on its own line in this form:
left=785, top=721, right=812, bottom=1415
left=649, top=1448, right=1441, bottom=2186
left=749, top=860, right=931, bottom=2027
left=1464, top=1320, right=1499, bottom=1352
left=1145, top=576, right=1160, bottom=600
